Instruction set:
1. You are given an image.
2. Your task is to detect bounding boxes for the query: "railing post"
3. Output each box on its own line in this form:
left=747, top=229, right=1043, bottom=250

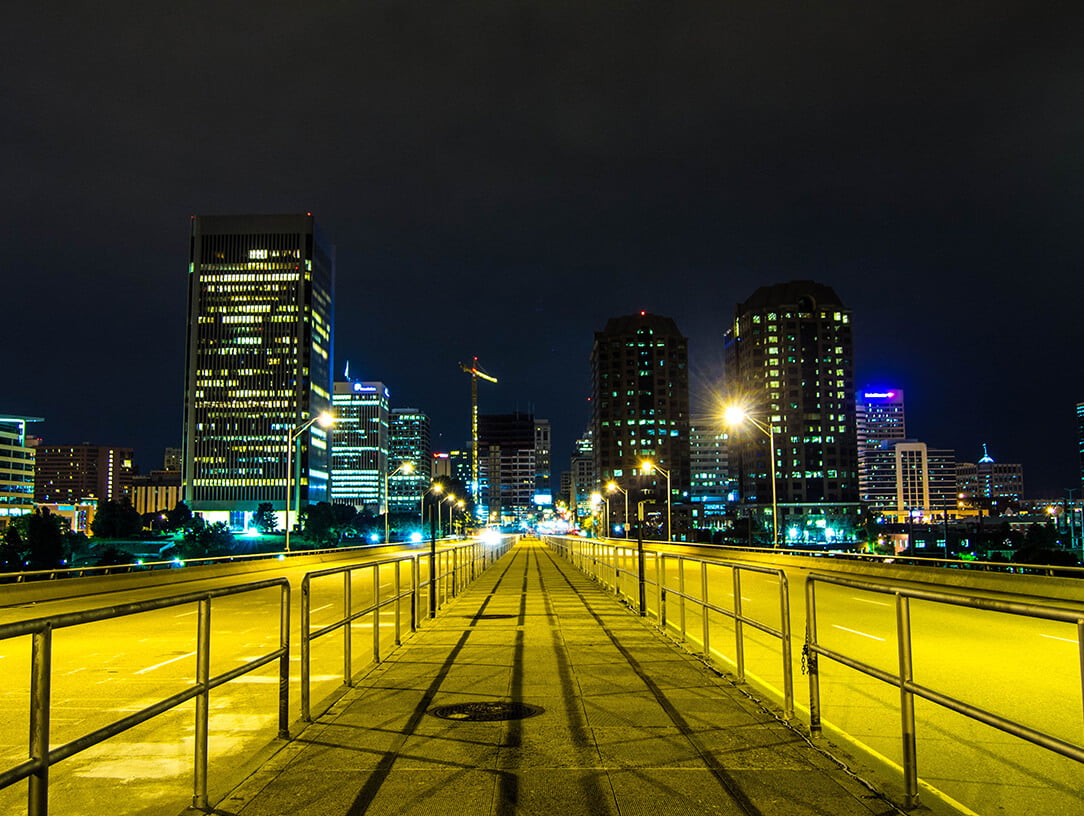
left=778, top=572, right=794, bottom=721
left=28, top=626, right=52, bottom=816
left=278, top=583, right=290, bottom=739
left=192, top=598, right=211, bottom=811
left=344, top=570, right=353, bottom=686
left=678, top=557, right=687, bottom=641
left=659, top=554, right=668, bottom=630
left=897, top=593, right=920, bottom=808
left=394, top=560, right=402, bottom=646
left=373, top=563, right=381, bottom=664
left=301, top=577, right=312, bottom=722
left=700, top=561, right=710, bottom=657
left=411, top=556, right=420, bottom=631
left=655, top=552, right=663, bottom=622
left=733, top=567, right=745, bottom=683
left=806, top=577, right=822, bottom=737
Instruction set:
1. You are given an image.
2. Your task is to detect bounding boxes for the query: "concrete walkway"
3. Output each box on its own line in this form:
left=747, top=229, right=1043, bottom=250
left=212, top=539, right=901, bottom=816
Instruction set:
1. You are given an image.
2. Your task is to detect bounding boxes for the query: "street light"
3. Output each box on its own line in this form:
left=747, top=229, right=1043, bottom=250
left=640, top=460, right=672, bottom=542
left=590, top=491, right=604, bottom=539
left=606, top=481, right=629, bottom=538
left=442, top=493, right=458, bottom=536
left=724, top=405, right=779, bottom=548
left=285, top=411, right=334, bottom=552
left=423, top=481, right=445, bottom=618
left=384, top=461, right=415, bottom=543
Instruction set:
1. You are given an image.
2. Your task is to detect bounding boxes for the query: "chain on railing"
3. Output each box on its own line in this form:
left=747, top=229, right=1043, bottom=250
left=545, top=536, right=794, bottom=720
left=805, top=571, right=1084, bottom=809
left=0, top=578, right=291, bottom=815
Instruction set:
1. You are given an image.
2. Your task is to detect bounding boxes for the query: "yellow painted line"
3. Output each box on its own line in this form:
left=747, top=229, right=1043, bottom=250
left=135, top=651, right=197, bottom=675
left=832, top=625, right=885, bottom=642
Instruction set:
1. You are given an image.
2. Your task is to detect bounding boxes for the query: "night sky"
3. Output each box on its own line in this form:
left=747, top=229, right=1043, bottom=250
left=4, top=3, right=1081, bottom=497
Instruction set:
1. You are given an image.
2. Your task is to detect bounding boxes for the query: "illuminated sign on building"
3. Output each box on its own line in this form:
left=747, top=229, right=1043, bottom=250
left=863, top=391, right=898, bottom=400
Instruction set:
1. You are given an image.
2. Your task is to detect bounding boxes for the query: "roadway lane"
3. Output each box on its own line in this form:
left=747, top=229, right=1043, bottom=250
left=570, top=540, right=1084, bottom=816
left=0, top=542, right=475, bottom=815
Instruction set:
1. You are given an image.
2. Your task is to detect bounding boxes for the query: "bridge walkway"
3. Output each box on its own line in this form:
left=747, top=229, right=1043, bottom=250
left=212, top=538, right=899, bottom=816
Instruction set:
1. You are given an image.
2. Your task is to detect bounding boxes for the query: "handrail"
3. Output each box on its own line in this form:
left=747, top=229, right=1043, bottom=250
left=300, top=536, right=515, bottom=722
left=545, top=536, right=794, bottom=719
left=804, top=571, right=1084, bottom=808
left=0, top=578, right=291, bottom=814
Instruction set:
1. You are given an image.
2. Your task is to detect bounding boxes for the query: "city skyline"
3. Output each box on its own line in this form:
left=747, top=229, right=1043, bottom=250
left=3, top=4, right=1080, bottom=497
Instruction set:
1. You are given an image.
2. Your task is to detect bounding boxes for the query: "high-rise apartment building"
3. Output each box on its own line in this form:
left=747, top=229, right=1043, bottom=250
left=0, top=415, right=41, bottom=521
left=591, top=312, right=691, bottom=521
left=330, top=380, right=390, bottom=512
left=857, top=388, right=907, bottom=510
left=34, top=444, right=135, bottom=504
left=1077, top=402, right=1084, bottom=494
left=182, top=214, right=334, bottom=520
left=723, top=281, right=859, bottom=544
left=478, top=411, right=548, bottom=527
left=534, top=419, right=552, bottom=500
left=388, top=409, right=430, bottom=516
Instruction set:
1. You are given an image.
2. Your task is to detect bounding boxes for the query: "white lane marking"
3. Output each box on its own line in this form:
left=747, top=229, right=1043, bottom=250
left=1041, top=634, right=1079, bottom=644
left=64, top=667, right=86, bottom=675
left=851, top=596, right=890, bottom=607
left=135, top=651, right=197, bottom=675
left=174, top=610, right=198, bottom=618
left=832, top=625, right=885, bottom=642
left=310, top=604, right=333, bottom=613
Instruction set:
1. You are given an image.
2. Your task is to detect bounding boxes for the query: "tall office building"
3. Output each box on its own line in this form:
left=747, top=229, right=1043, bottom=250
left=723, top=281, right=859, bottom=544
left=957, top=446, right=1024, bottom=503
left=857, top=389, right=907, bottom=503
left=534, top=419, right=552, bottom=500
left=0, top=415, right=41, bottom=521
left=330, top=380, right=390, bottom=512
left=688, top=426, right=732, bottom=530
left=591, top=312, right=691, bottom=518
left=388, top=409, right=430, bottom=516
left=478, top=411, right=548, bottom=527
left=862, top=440, right=957, bottom=522
left=182, top=214, right=334, bottom=521
left=1077, top=402, right=1084, bottom=494
left=34, top=444, right=135, bottom=504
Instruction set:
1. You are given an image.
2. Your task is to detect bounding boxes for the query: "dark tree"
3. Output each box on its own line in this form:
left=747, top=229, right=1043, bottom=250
left=181, top=519, right=234, bottom=557
left=253, top=502, right=278, bottom=533
left=167, top=501, right=194, bottom=531
left=91, top=497, right=143, bottom=539
left=26, top=507, right=67, bottom=569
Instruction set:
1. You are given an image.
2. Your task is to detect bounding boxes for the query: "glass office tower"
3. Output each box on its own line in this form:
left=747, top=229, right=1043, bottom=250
left=182, top=214, right=334, bottom=516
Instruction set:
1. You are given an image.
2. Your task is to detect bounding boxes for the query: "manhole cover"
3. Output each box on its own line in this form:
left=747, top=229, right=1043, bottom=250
left=430, top=701, right=545, bottom=722
left=466, top=613, right=518, bottom=620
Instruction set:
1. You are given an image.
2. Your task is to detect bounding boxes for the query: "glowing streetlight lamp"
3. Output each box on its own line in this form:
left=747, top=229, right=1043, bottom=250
left=639, top=460, right=672, bottom=541
left=724, top=405, right=779, bottom=548
left=384, top=461, right=415, bottom=543
left=606, top=481, right=629, bottom=538
left=285, top=411, right=334, bottom=552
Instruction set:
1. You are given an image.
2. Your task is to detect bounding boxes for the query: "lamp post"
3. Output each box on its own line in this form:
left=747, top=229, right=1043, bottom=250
left=285, top=411, right=334, bottom=552
left=606, top=481, right=629, bottom=538
left=442, top=493, right=458, bottom=536
left=423, top=482, right=444, bottom=618
left=384, top=461, right=415, bottom=543
left=724, top=405, right=779, bottom=549
left=640, top=460, right=672, bottom=542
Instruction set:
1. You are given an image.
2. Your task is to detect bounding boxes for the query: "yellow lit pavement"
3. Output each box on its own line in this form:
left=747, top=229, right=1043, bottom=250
left=210, top=539, right=901, bottom=816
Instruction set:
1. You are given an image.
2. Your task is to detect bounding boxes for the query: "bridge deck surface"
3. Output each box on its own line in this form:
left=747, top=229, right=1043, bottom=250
left=212, top=538, right=898, bottom=816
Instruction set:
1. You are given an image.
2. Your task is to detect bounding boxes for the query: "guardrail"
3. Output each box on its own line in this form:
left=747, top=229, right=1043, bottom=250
left=546, top=535, right=794, bottom=719
left=0, top=578, right=290, bottom=815
left=805, top=571, right=1084, bottom=808
left=0, top=541, right=385, bottom=584
left=300, top=536, right=514, bottom=721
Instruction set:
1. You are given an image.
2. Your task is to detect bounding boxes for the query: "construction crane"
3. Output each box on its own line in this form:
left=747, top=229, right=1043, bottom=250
left=459, top=357, right=498, bottom=521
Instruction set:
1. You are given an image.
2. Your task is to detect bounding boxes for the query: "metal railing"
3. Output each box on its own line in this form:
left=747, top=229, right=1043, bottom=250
left=0, top=578, right=291, bottom=815
left=0, top=541, right=385, bottom=584
left=805, top=571, right=1084, bottom=808
left=547, top=536, right=794, bottom=719
left=300, top=537, right=514, bottom=721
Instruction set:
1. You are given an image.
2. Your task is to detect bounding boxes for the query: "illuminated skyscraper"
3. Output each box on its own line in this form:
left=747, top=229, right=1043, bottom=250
left=723, top=281, right=859, bottom=544
left=388, top=409, right=430, bottom=516
left=478, top=411, right=549, bottom=526
left=34, top=444, right=134, bottom=504
left=1078, top=402, right=1084, bottom=494
left=330, top=380, right=390, bottom=512
left=0, top=415, right=41, bottom=521
left=857, top=388, right=906, bottom=501
left=591, top=312, right=691, bottom=520
left=182, top=214, right=334, bottom=519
